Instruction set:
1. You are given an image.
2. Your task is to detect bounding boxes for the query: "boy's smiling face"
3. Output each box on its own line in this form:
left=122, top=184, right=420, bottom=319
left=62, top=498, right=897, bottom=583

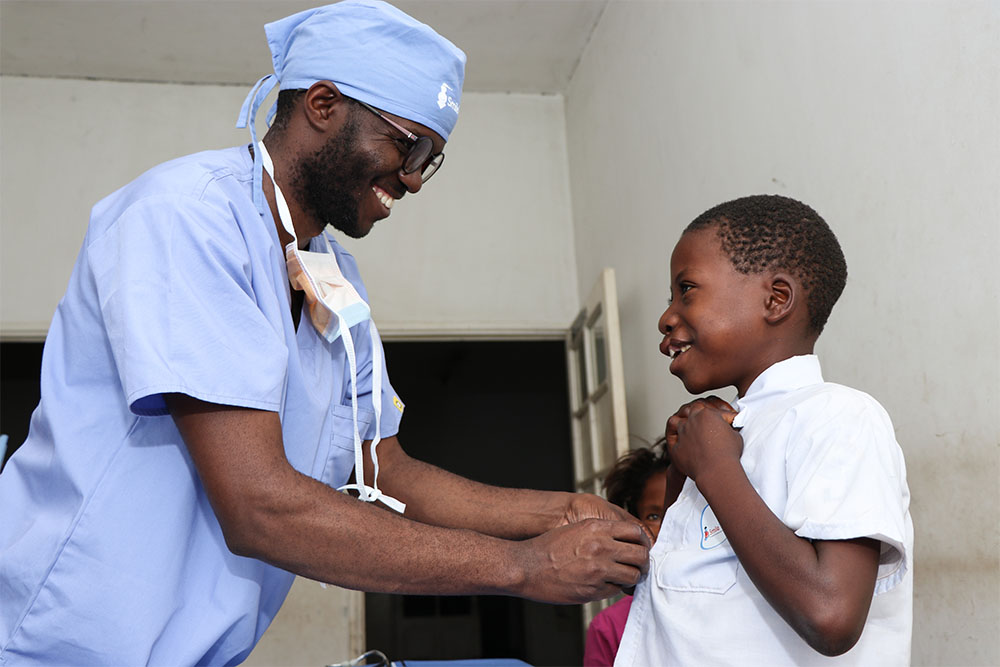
left=658, top=227, right=777, bottom=397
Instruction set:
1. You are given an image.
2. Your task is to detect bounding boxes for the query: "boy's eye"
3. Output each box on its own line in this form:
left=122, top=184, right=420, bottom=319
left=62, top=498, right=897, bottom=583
left=668, top=283, right=694, bottom=306
left=645, top=512, right=661, bottom=522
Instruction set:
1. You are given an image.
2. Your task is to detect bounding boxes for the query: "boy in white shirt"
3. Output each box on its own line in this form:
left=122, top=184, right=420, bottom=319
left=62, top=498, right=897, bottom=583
left=616, top=195, right=913, bottom=666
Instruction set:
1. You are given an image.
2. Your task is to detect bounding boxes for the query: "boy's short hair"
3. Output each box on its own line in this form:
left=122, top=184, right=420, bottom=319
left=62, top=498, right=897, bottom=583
left=686, top=194, right=847, bottom=334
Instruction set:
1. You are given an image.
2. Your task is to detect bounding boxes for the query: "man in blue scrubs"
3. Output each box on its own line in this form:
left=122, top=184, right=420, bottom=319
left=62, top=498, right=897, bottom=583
left=0, top=2, right=649, bottom=664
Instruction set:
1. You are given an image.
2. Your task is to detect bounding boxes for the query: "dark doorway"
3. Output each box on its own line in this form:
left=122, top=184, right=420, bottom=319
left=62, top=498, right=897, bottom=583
left=1, top=341, right=44, bottom=469
left=0, top=339, right=585, bottom=664
left=366, top=340, right=582, bottom=666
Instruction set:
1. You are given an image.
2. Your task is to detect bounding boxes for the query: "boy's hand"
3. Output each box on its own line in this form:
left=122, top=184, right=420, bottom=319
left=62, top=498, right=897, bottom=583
left=665, top=397, right=740, bottom=481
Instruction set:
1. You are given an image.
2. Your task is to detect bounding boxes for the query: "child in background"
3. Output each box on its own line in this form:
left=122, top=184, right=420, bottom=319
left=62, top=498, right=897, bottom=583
left=583, top=438, right=681, bottom=667
left=615, top=195, right=913, bottom=666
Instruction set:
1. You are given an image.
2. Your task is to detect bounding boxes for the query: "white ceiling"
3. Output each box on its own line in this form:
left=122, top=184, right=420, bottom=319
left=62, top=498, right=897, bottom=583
left=0, top=0, right=608, bottom=94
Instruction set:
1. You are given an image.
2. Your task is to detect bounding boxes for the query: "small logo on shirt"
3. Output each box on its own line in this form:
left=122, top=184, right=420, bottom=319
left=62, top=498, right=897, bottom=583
left=700, top=504, right=727, bottom=549
left=392, top=395, right=405, bottom=413
left=437, top=83, right=460, bottom=114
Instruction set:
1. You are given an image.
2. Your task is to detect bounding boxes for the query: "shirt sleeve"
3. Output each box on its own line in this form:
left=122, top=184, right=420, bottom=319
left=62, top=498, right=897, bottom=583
left=87, top=193, right=288, bottom=416
left=782, top=389, right=912, bottom=594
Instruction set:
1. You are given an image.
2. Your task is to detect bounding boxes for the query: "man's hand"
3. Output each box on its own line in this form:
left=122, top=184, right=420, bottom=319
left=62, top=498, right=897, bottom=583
left=666, top=397, right=740, bottom=481
left=558, top=492, right=655, bottom=542
left=513, top=518, right=650, bottom=604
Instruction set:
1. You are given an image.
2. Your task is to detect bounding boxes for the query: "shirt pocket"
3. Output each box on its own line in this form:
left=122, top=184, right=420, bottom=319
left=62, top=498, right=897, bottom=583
left=321, top=404, right=375, bottom=486
left=656, top=544, right=740, bottom=594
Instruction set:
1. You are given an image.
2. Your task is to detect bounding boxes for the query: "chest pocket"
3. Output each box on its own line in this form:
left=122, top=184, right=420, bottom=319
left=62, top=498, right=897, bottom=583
left=656, top=546, right=740, bottom=594
left=656, top=502, right=740, bottom=594
left=319, top=403, right=374, bottom=486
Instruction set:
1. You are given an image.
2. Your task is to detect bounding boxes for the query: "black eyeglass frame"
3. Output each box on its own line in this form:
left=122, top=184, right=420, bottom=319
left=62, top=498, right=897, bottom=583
left=355, top=100, right=445, bottom=183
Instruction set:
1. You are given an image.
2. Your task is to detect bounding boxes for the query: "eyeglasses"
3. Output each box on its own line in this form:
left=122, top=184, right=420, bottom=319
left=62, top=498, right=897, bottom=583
left=355, top=100, right=445, bottom=183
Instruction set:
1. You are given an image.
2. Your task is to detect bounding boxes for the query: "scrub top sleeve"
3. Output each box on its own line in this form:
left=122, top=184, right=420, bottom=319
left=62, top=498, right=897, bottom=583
left=347, top=319, right=404, bottom=441
left=782, top=392, right=911, bottom=593
left=87, top=194, right=288, bottom=416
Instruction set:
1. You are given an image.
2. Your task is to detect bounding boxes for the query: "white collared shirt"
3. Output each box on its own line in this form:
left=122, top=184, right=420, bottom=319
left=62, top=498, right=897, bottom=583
left=616, top=355, right=913, bottom=666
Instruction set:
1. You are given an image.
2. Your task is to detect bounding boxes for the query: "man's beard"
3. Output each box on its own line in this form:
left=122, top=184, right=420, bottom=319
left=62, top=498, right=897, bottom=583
left=292, top=114, right=372, bottom=239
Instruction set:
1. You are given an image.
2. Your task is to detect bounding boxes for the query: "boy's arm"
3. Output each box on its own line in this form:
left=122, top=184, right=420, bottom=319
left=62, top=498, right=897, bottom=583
left=668, top=400, right=881, bottom=657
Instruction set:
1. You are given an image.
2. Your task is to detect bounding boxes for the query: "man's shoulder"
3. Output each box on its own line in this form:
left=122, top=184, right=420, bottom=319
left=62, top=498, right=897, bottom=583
left=129, top=146, right=251, bottom=200
left=97, top=147, right=247, bottom=207
left=89, top=146, right=255, bottom=234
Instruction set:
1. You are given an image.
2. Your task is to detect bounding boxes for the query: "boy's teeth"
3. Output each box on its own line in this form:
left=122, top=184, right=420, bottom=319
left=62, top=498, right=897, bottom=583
left=671, top=344, right=692, bottom=359
left=373, top=187, right=394, bottom=209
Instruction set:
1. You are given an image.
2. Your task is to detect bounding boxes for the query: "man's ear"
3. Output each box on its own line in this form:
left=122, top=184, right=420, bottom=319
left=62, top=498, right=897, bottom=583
left=764, top=273, right=797, bottom=325
left=302, top=80, right=347, bottom=132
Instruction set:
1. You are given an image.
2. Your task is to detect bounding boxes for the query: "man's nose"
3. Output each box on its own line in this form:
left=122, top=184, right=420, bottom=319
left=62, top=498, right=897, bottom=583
left=399, top=167, right=423, bottom=194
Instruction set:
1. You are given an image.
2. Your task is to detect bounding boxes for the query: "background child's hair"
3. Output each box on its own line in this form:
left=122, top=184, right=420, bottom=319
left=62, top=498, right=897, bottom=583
left=685, top=194, right=847, bottom=334
left=603, top=437, right=670, bottom=517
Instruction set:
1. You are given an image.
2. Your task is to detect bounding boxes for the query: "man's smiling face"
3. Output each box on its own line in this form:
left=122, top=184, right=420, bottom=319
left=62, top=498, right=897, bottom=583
left=291, top=101, right=444, bottom=240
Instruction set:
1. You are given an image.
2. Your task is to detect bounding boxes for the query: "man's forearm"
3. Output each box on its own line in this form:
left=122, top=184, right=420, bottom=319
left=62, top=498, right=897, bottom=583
left=169, top=397, right=648, bottom=605
left=234, top=464, right=532, bottom=595
left=239, top=467, right=645, bottom=603
left=368, top=436, right=571, bottom=539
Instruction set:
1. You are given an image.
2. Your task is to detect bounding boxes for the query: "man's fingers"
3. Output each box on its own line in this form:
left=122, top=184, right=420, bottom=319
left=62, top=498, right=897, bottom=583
left=601, top=517, right=652, bottom=549
left=609, top=539, right=651, bottom=574
left=601, top=561, right=645, bottom=589
left=638, top=521, right=655, bottom=544
left=523, top=519, right=654, bottom=604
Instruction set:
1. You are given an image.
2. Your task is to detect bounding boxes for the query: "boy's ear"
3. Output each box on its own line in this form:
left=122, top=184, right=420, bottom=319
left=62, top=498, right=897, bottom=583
left=764, top=273, right=796, bottom=325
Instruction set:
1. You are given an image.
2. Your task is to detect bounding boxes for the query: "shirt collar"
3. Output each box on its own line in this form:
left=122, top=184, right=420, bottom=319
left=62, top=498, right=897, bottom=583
left=732, top=355, right=823, bottom=427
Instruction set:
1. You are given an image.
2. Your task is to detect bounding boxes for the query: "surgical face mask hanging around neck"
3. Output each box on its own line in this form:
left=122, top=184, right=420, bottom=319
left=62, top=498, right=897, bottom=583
left=258, top=142, right=404, bottom=514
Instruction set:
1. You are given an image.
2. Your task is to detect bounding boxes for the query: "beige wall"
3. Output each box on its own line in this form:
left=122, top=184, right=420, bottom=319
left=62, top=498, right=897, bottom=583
left=0, top=80, right=578, bottom=339
left=565, top=2, right=999, bottom=665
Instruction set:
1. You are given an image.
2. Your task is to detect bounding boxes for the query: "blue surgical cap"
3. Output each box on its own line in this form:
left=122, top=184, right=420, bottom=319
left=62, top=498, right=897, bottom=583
left=237, top=0, right=467, bottom=212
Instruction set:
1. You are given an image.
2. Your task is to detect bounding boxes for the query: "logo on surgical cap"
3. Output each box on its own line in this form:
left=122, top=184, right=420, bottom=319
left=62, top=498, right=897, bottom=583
left=437, top=83, right=460, bottom=114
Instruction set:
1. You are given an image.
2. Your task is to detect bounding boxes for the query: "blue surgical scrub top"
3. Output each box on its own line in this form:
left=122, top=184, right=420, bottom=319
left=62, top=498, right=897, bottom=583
left=0, top=146, right=403, bottom=666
